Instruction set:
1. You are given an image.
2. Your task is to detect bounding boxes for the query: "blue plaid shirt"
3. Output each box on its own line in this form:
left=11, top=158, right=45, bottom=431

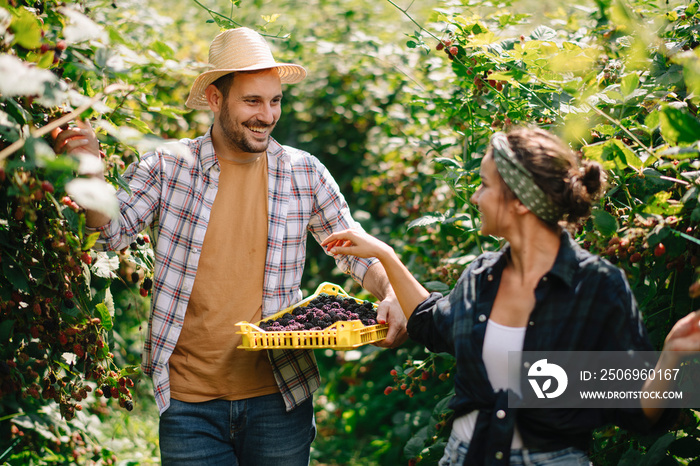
left=408, top=231, right=677, bottom=465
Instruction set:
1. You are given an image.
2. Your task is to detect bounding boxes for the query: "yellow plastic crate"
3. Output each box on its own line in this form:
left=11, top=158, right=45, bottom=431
left=236, top=282, right=388, bottom=351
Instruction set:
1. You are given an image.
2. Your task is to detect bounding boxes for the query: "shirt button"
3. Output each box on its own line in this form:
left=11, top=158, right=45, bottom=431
left=495, top=451, right=504, bottom=460
left=529, top=321, right=535, bottom=326
left=478, top=314, right=487, bottom=322
left=496, top=409, right=506, bottom=419
left=523, top=361, right=530, bottom=369
left=487, top=274, right=493, bottom=281
left=542, top=276, right=548, bottom=282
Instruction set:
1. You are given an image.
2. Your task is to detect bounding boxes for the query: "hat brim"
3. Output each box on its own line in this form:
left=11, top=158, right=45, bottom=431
left=185, top=63, right=306, bottom=110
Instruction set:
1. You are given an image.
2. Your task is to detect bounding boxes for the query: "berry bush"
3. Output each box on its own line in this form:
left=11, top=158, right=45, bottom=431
left=0, top=0, right=207, bottom=463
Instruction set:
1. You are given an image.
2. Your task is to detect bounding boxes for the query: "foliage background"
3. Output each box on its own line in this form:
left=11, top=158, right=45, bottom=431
left=1, top=0, right=700, bottom=464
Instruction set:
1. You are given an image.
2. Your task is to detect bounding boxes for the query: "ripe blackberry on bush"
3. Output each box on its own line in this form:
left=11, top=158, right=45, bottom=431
left=260, top=294, right=378, bottom=332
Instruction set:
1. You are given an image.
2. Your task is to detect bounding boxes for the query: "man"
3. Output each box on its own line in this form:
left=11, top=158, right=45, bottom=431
left=54, top=27, right=406, bottom=465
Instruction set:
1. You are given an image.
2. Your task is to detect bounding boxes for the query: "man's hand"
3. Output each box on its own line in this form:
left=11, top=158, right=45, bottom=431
left=52, top=119, right=111, bottom=227
left=373, top=293, right=408, bottom=348
left=52, top=120, right=103, bottom=178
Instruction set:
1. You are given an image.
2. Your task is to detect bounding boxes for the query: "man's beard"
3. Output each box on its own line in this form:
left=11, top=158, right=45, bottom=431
left=219, top=103, right=274, bottom=154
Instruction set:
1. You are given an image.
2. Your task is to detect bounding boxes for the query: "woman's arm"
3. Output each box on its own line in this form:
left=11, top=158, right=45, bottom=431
left=322, top=229, right=430, bottom=319
left=642, top=310, right=700, bottom=422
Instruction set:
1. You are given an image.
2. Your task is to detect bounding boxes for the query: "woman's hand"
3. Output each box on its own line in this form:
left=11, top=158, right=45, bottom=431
left=322, top=229, right=392, bottom=260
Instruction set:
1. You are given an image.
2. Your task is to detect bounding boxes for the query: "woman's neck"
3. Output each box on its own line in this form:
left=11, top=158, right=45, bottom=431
left=505, top=221, right=561, bottom=285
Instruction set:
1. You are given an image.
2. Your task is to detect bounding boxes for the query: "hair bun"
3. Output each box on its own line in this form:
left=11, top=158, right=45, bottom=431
left=579, top=160, right=605, bottom=199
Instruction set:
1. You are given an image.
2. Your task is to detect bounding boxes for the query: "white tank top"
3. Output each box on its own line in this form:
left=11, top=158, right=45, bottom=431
left=452, top=319, right=526, bottom=448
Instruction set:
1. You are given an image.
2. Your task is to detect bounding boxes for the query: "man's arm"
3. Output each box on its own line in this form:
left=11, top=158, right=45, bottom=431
left=361, top=262, right=408, bottom=348
left=52, top=120, right=111, bottom=228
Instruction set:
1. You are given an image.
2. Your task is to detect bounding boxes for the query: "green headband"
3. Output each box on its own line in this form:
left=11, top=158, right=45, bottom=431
left=490, top=132, right=561, bottom=224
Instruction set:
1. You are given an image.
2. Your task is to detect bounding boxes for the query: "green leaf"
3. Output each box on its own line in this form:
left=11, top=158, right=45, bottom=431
left=659, top=105, right=700, bottom=145
left=618, top=447, right=643, bottom=466
left=643, top=191, right=683, bottom=215
left=424, top=281, right=450, bottom=293
left=95, top=303, right=113, bottom=331
left=83, top=231, right=101, bottom=251
left=119, top=365, right=141, bottom=376
left=620, top=72, right=639, bottom=97
left=107, top=167, right=132, bottom=195
left=0, top=319, right=15, bottom=341
left=91, top=251, right=120, bottom=279
left=408, top=213, right=446, bottom=229
left=591, top=209, right=619, bottom=237
left=11, top=7, right=42, bottom=49
left=647, top=225, right=672, bottom=247
left=640, top=432, right=675, bottom=466
left=644, top=111, right=660, bottom=131
left=668, top=436, right=700, bottom=458
left=2, top=258, right=30, bottom=293
left=403, top=425, right=429, bottom=458
left=606, top=138, right=643, bottom=170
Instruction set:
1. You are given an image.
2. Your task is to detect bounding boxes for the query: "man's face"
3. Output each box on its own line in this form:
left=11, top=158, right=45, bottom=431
left=217, top=69, right=283, bottom=158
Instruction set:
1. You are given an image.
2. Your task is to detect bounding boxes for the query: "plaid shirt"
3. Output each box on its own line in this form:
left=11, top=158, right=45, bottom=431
left=408, top=232, right=676, bottom=465
left=96, top=129, right=376, bottom=414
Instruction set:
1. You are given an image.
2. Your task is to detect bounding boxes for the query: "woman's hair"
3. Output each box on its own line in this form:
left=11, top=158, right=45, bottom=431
left=497, top=126, right=606, bottom=225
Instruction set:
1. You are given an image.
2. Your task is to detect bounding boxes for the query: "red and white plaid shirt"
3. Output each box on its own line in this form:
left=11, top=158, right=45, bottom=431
left=96, top=129, right=376, bottom=414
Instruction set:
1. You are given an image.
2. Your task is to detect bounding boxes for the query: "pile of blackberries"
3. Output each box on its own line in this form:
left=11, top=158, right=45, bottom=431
left=259, top=293, right=378, bottom=332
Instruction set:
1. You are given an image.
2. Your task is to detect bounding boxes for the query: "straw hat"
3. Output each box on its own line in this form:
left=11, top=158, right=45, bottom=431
left=185, top=27, right=307, bottom=110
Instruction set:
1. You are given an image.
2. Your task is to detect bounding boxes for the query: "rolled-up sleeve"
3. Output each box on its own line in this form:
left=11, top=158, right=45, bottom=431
left=94, top=152, right=163, bottom=251
left=407, top=292, right=455, bottom=354
left=307, top=155, right=377, bottom=283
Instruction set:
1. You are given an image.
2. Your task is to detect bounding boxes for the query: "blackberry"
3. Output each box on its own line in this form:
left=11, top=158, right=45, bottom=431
left=262, top=294, right=379, bottom=332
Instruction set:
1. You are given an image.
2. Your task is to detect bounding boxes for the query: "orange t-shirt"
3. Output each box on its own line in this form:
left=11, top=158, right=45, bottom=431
left=169, top=154, right=278, bottom=402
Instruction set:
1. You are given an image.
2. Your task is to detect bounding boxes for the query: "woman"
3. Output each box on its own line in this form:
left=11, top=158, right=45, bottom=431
left=322, top=127, right=700, bottom=465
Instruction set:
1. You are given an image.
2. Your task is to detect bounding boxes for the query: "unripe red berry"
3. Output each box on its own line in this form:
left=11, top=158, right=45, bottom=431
left=384, top=386, right=393, bottom=395
left=41, top=180, right=54, bottom=193
left=654, top=243, right=666, bottom=257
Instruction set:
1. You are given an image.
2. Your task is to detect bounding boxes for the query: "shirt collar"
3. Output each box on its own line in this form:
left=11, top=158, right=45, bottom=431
left=473, top=230, right=580, bottom=287
left=199, top=127, right=287, bottom=171
left=547, top=229, right=580, bottom=287
left=199, top=127, right=218, bottom=173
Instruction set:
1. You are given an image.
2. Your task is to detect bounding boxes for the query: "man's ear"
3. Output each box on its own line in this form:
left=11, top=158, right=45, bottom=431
left=205, top=84, right=223, bottom=113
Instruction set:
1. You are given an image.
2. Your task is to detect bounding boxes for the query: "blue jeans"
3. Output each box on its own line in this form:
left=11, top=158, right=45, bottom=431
left=159, top=393, right=315, bottom=465
left=439, top=432, right=591, bottom=465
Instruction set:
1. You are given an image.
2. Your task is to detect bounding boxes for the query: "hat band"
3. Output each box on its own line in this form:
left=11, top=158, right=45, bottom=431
left=490, top=132, right=561, bottom=224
